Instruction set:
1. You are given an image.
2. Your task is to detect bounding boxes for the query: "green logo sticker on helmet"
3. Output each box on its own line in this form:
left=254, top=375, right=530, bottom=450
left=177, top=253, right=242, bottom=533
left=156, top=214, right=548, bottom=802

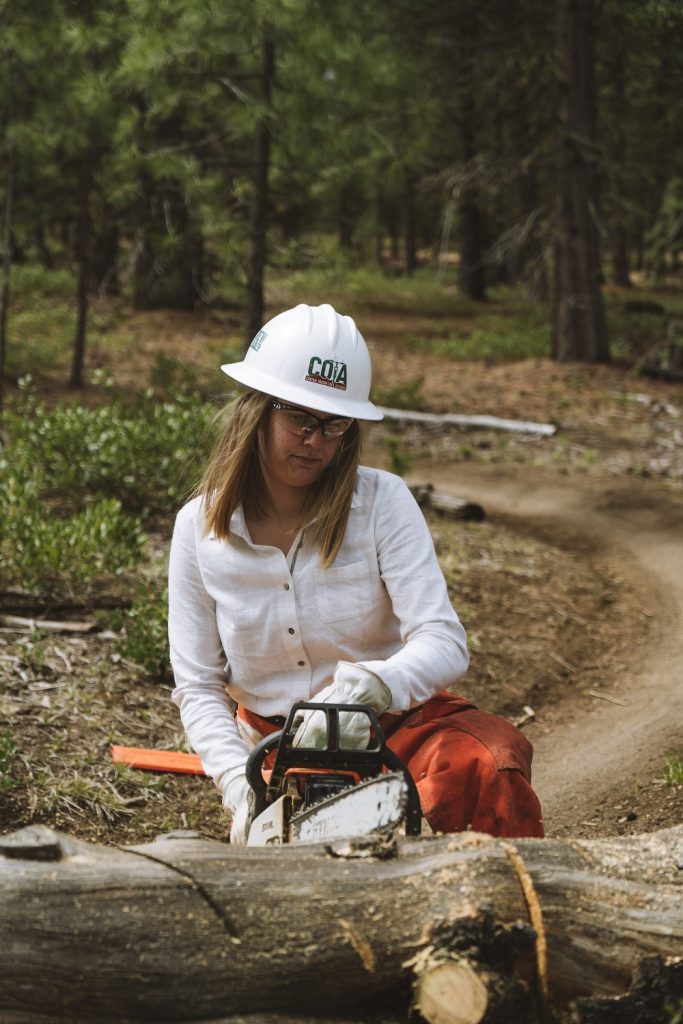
left=305, top=356, right=348, bottom=391
left=250, top=328, right=268, bottom=351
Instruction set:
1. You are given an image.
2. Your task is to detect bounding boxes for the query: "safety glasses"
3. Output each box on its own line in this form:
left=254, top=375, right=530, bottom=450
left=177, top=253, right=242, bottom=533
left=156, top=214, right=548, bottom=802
left=271, top=401, right=354, bottom=439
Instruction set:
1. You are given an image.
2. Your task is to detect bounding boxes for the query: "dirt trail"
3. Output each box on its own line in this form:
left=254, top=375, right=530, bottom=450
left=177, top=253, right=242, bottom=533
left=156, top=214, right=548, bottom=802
left=405, top=462, right=683, bottom=837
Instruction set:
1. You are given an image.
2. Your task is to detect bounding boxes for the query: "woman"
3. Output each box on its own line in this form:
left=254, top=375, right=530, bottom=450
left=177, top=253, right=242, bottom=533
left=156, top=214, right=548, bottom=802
left=168, top=302, right=543, bottom=843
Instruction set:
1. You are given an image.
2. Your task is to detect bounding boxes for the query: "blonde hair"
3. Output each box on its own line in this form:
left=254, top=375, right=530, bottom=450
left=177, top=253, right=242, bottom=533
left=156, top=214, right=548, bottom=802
left=197, top=391, right=362, bottom=567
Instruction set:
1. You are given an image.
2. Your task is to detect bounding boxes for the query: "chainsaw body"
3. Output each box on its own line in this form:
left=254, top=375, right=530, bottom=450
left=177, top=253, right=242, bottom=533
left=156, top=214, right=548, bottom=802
left=244, top=701, right=421, bottom=846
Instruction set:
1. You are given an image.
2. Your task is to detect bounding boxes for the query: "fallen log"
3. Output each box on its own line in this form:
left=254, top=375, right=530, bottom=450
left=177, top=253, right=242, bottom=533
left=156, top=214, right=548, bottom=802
left=0, top=613, right=100, bottom=634
left=409, top=483, right=485, bottom=522
left=379, top=407, right=557, bottom=437
left=0, top=825, right=681, bottom=1024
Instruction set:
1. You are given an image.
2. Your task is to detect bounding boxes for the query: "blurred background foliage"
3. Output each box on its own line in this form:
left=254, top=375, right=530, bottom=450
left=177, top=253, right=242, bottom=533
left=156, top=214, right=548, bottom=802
left=1, top=0, right=682, bottom=355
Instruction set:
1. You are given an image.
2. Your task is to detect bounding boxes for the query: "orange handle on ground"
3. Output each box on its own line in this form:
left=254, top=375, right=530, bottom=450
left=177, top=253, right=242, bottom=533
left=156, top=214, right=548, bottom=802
left=111, top=745, right=206, bottom=775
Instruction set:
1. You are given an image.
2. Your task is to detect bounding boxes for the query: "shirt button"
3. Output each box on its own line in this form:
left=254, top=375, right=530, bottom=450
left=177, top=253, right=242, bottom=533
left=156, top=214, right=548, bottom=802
left=288, top=627, right=295, bottom=635
left=284, top=583, right=290, bottom=590
left=297, top=660, right=305, bottom=667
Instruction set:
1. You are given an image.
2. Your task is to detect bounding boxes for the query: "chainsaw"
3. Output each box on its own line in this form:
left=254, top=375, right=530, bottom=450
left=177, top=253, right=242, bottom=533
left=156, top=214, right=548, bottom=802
left=244, top=701, right=422, bottom=846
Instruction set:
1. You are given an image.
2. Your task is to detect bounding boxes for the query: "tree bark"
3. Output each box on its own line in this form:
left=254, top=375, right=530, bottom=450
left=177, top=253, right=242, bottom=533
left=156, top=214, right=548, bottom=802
left=132, top=168, right=157, bottom=311
left=455, top=2, right=487, bottom=303
left=402, top=169, right=417, bottom=277
left=0, top=824, right=681, bottom=1023
left=552, top=0, right=609, bottom=362
left=69, top=159, right=92, bottom=389
left=457, top=151, right=486, bottom=302
left=0, top=85, right=15, bottom=419
left=244, top=35, right=275, bottom=351
left=91, top=218, right=120, bottom=297
left=603, top=9, right=632, bottom=289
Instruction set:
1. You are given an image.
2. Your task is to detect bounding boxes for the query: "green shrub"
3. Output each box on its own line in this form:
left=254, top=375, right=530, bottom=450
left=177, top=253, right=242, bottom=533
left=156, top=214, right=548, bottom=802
left=11, top=265, right=74, bottom=299
left=3, top=390, right=216, bottom=520
left=384, top=435, right=413, bottom=477
left=662, top=755, right=683, bottom=786
left=116, top=582, right=170, bottom=679
left=0, top=465, right=145, bottom=591
left=0, top=389, right=217, bottom=595
left=373, top=376, right=425, bottom=410
left=606, top=307, right=670, bottom=361
left=270, top=259, right=477, bottom=314
left=6, top=305, right=74, bottom=375
left=149, top=353, right=203, bottom=396
left=429, top=319, right=550, bottom=362
left=666, top=997, right=683, bottom=1024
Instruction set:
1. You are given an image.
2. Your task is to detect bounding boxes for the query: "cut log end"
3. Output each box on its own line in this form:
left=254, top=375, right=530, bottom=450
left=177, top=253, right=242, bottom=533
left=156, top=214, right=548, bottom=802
left=414, top=961, right=489, bottom=1024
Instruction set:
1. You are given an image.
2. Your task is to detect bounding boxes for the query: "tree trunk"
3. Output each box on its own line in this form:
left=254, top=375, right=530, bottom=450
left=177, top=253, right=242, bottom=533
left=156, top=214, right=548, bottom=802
left=513, top=109, right=548, bottom=301
left=552, top=0, right=608, bottom=362
left=0, top=824, right=681, bottom=1024
left=338, top=182, right=356, bottom=253
left=69, top=160, right=92, bottom=389
left=0, top=103, right=15, bottom=420
left=402, top=169, right=417, bottom=276
left=455, top=8, right=487, bottom=304
left=389, top=215, right=400, bottom=262
left=244, top=34, right=275, bottom=351
left=91, top=218, right=120, bottom=297
left=132, top=170, right=154, bottom=311
left=33, top=224, right=54, bottom=270
left=611, top=224, right=631, bottom=289
left=374, top=180, right=385, bottom=266
left=132, top=170, right=198, bottom=313
left=500, top=2, right=549, bottom=301
left=604, top=11, right=632, bottom=290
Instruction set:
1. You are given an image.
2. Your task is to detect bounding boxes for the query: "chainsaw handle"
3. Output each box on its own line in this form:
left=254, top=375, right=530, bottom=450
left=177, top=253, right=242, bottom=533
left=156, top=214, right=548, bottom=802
left=245, top=730, right=284, bottom=819
left=246, top=702, right=385, bottom=810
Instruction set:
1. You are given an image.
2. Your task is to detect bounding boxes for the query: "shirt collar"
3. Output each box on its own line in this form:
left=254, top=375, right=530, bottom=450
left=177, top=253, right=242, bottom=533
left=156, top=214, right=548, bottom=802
left=211, top=486, right=361, bottom=541
left=229, top=505, right=250, bottom=541
left=207, top=504, right=249, bottom=542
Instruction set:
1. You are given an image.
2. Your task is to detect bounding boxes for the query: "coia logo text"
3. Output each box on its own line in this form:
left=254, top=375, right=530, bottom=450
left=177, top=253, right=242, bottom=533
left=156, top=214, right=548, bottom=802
left=305, top=357, right=348, bottom=391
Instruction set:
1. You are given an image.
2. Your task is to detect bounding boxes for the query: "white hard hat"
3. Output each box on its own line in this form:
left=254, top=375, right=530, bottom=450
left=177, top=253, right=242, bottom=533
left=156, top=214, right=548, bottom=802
left=221, top=303, right=383, bottom=421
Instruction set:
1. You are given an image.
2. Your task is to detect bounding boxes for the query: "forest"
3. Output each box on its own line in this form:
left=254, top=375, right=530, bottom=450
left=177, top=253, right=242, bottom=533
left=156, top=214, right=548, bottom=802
left=2, top=0, right=683, bottom=397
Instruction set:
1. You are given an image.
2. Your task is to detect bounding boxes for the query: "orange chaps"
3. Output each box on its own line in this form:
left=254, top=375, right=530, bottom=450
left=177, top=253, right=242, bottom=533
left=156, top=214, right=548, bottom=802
left=238, top=690, right=544, bottom=839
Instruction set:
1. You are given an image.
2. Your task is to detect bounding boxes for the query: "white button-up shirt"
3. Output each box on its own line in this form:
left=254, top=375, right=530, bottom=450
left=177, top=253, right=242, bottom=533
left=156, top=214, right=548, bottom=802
left=168, top=466, right=469, bottom=791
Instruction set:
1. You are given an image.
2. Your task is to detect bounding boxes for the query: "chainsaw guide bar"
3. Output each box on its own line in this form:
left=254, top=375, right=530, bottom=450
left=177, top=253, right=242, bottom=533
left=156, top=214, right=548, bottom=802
left=290, top=771, right=408, bottom=843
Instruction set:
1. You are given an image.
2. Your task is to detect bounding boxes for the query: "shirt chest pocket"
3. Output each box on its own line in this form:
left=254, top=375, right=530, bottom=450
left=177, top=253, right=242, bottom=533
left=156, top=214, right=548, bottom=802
left=216, top=605, right=288, bottom=682
left=314, top=558, right=378, bottom=624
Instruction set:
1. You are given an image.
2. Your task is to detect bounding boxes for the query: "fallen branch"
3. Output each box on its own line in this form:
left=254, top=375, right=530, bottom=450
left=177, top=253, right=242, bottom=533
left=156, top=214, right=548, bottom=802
left=379, top=406, right=557, bottom=437
left=0, top=824, right=680, bottom=1023
left=586, top=689, right=629, bottom=707
left=0, top=614, right=99, bottom=634
left=0, top=592, right=133, bottom=616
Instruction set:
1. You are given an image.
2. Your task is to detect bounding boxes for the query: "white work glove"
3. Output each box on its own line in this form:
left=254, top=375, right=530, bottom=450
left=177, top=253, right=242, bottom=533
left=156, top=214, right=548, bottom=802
left=222, top=774, right=252, bottom=845
left=293, top=662, right=391, bottom=751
